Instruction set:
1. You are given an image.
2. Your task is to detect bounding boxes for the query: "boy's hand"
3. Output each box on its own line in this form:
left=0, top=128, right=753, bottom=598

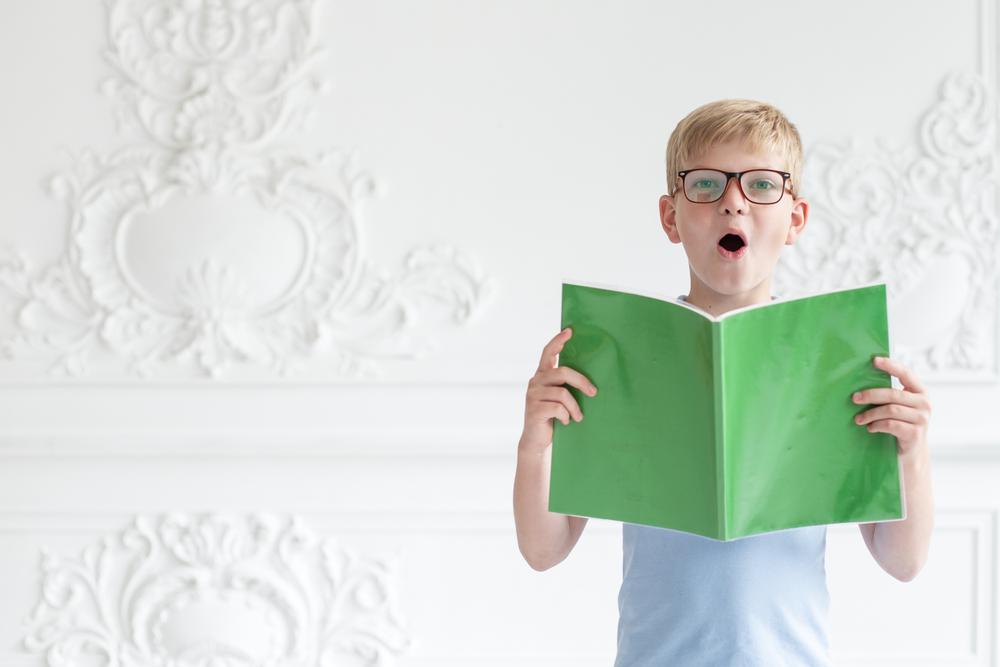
left=852, top=356, right=931, bottom=460
left=519, top=327, right=598, bottom=456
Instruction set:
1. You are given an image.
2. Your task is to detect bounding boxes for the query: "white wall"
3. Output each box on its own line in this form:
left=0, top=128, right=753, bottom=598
left=0, top=0, right=998, bottom=664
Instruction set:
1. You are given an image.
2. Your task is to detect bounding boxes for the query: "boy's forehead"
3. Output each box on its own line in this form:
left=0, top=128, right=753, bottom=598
left=686, top=139, right=786, bottom=170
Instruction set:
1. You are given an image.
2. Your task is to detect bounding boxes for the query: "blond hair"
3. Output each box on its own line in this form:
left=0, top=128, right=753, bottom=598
left=665, top=99, right=803, bottom=198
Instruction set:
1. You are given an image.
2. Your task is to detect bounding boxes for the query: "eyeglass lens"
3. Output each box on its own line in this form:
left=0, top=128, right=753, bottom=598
left=683, top=169, right=785, bottom=204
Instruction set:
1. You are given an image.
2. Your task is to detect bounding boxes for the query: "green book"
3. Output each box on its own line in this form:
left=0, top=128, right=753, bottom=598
left=548, top=281, right=906, bottom=541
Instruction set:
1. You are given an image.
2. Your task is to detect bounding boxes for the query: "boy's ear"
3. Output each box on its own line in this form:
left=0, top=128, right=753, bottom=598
left=659, top=194, right=682, bottom=244
left=785, top=196, right=809, bottom=244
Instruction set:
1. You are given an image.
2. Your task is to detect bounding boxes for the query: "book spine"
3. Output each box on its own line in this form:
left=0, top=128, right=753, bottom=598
left=712, top=322, right=726, bottom=540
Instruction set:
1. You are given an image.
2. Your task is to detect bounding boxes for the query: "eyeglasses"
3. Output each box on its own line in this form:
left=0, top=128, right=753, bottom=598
left=676, top=169, right=793, bottom=205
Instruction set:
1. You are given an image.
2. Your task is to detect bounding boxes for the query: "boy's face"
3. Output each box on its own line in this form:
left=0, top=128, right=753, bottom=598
left=659, top=140, right=808, bottom=300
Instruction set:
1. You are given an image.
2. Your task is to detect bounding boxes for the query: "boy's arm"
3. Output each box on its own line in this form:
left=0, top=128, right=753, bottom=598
left=853, top=356, right=935, bottom=583
left=515, top=327, right=596, bottom=571
left=514, top=439, right=588, bottom=571
left=858, top=444, right=934, bottom=582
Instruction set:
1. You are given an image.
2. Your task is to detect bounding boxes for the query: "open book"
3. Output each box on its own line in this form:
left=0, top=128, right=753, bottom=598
left=548, top=281, right=906, bottom=541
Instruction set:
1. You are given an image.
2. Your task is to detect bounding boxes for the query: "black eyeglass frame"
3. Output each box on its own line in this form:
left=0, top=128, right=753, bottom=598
left=675, top=169, right=794, bottom=205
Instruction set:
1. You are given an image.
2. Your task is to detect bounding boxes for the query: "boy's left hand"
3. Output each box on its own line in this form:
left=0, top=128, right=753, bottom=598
left=852, top=356, right=931, bottom=459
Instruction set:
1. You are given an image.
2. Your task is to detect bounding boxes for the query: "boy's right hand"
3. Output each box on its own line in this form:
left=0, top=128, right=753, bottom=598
left=519, top=327, right=598, bottom=456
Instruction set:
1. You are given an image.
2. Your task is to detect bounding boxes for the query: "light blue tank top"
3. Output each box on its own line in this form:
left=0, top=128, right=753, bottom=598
left=613, top=294, right=832, bottom=667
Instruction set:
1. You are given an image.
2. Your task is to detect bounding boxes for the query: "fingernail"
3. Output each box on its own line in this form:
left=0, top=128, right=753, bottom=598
left=589, top=386, right=597, bottom=395
left=852, top=392, right=861, bottom=402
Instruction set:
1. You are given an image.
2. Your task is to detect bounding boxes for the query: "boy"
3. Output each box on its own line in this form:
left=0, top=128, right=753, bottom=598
left=513, top=99, right=935, bottom=666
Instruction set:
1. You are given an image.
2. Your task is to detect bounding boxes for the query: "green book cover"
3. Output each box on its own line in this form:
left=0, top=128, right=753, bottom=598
left=548, top=281, right=906, bottom=541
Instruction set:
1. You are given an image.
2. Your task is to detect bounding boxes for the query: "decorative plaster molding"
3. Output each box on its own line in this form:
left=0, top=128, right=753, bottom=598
left=20, top=513, right=411, bottom=666
left=775, top=71, right=1000, bottom=382
left=100, top=0, right=327, bottom=149
left=0, top=0, right=493, bottom=379
left=0, top=430, right=996, bottom=458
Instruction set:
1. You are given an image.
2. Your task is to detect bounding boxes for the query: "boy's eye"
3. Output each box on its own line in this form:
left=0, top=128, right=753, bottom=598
left=693, top=179, right=719, bottom=189
left=748, top=179, right=776, bottom=190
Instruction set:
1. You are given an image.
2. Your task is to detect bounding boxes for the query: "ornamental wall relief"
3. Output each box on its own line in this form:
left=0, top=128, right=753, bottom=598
left=774, top=71, right=999, bottom=382
left=20, top=513, right=411, bottom=666
left=0, top=0, right=492, bottom=379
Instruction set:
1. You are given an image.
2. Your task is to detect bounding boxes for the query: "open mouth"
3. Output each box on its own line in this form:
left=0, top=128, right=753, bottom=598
left=718, top=233, right=746, bottom=252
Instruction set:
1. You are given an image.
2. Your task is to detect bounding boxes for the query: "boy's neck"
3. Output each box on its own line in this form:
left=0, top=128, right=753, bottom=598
left=684, top=275, right=774, bottom=316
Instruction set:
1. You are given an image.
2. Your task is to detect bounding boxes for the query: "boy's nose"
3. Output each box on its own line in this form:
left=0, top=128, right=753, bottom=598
left=717, top=176, right=748, bottom=215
